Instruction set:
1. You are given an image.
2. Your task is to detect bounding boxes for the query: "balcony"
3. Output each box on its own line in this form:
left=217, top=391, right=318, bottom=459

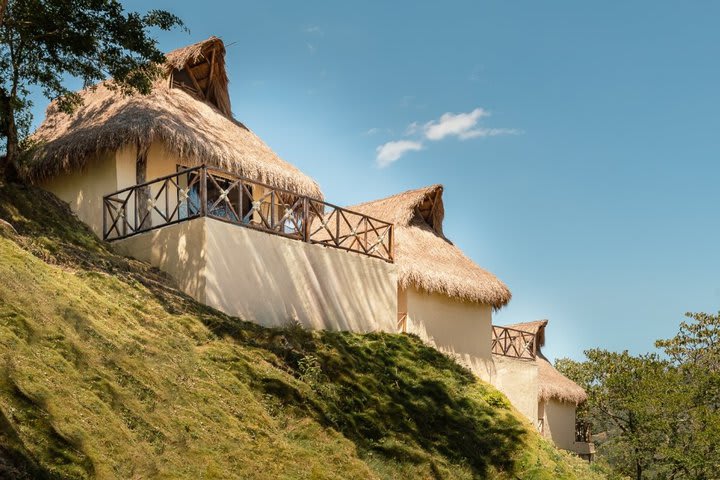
left=574, top=420, right=596, bottom=461
left=491, top=325, right=538, bottom=360
left=102, top=165, right=394, bottom=262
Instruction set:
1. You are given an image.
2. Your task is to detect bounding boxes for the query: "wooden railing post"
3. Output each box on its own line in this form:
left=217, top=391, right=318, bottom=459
left=388, top=225, right=394, bottom=261
left=200, top=165, right=207, bottom=217
left=303, top=197, right=310, bottom=242
left=102, top=197, right=107, bottom=240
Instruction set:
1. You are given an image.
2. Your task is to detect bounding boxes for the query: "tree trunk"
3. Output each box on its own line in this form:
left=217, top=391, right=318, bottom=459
left=0, top=91, right=19, bottom=181
left=0, top=0, right=7, bottom=28
left=136, top=144, right=150, bottom=231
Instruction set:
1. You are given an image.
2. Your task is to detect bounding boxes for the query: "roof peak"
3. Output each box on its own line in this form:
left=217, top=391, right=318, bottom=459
left=349, top=184, right=444, bottom=232
left=347, top=184, right=511, bottom=308
left=164, top=36, right=231, bottom=116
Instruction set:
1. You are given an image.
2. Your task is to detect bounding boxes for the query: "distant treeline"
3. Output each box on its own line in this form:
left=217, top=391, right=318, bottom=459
left=557, top=312, right=720, bottom=480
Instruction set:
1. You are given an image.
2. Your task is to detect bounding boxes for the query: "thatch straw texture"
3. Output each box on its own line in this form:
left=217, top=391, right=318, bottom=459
left=164, top=36, right=231, bottom=116
left=349, top=185, right=511, bottom=308
left=537, top=353, right=587, bottom=405
left=504, top=320, right=587, bottom=405
left=23, top=37, right=323, bottom=200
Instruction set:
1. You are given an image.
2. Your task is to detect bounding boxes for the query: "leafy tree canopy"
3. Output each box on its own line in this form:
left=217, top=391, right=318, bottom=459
left=0, top=0, right=184, bottom=176
left=557, top=312, right=720, bottom=480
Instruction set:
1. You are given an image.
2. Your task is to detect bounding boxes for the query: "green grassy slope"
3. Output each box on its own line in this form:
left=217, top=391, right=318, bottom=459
left=0, top=183, right=611, bottom=480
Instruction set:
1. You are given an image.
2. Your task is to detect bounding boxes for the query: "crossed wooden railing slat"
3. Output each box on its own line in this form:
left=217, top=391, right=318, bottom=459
left=491, top=325, right=538, bottom=359
left=102, top=165, right=394, bottom=263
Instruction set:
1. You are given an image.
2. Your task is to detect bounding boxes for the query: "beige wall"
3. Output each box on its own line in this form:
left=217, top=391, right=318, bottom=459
left=41, top=151, right=118, bottom=237
left=113, top=217, right=398, bottom=333
left=491, top=355, right=539, bottom=423
left=115, top=144, right=137, bottom=190
left=541, top=398, right=577, bottom=451
left=204, top=219, right=397, bottom=331
left=112, top=219, right=207, bottom=303
left=403, top=288, right=494, bottom=382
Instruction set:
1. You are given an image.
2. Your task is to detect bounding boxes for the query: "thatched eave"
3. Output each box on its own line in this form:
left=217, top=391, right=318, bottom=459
left=349, top=185, right=511, bottom=308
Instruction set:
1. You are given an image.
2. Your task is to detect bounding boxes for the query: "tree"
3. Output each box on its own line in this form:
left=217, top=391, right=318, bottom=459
left=0, top=0, right=184, bottom=178
left=655, top=312, right=720, bottom=479
left=556, top=350, right=671, bottom=480
left=558, top=313, right=720, bottom=480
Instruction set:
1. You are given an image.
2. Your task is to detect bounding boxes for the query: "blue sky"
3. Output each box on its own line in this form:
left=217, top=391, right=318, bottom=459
left=29, top=1, right=720, bottom=361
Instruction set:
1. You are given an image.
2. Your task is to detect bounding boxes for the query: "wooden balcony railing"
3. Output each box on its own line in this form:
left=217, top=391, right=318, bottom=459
left=102, top=165, right=394, bottom=262
left=575, top=420, right=592, bottom=443
left=491, top=325, right=538, bottom=360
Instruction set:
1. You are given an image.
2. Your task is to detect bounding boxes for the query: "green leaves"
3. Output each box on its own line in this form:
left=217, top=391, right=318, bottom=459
left=557, top=313, right=720, bottom=479
left=0, top=0, right=184, bottom=168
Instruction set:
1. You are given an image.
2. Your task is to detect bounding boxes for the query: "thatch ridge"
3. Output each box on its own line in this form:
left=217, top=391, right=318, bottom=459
left=22, top=36, right=323, bottom=200
left=349, top=185, right=511, bottom=309
left=504, top=319, right=587, bottom=405
left=504, top=319, right=548, bottom=348
left=350, top=185, right=445, bottom=231
left=165, top=36, right=223, bottom=70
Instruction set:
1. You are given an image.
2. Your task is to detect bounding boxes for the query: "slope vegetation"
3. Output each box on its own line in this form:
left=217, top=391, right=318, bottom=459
left=0, top=183, right=609, bottom=479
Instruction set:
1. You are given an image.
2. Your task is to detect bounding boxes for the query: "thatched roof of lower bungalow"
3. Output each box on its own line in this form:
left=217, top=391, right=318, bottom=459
left=505, top=320, right=588, bottom=405
left=22, top=37, right=323, bottom=200
left=348, top=185, right=512, bottom=309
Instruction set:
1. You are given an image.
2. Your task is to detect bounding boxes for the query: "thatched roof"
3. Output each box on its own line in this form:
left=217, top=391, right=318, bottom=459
left=22, top=36, right=323, bottom=200
left=349, top=185, right=511, bottom=308
left=505, top=320, right=587, bottom=405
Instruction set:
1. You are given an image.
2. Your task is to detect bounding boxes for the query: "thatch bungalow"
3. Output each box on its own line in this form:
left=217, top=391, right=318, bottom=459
left=503, top=320, right=595, bottom=460
left=26, top=35, right=592, bottom=459
left=24, top=36, right=397, bottom=331
left=24, top=36, right=322, bottom=235
left=349, top=185, right=512, bottom=382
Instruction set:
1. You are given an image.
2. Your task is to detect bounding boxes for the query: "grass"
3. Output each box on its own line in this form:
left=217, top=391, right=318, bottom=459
left=0, top=182, right=613, bottom=479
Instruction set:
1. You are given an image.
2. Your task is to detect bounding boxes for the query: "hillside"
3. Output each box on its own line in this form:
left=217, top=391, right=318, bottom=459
left=0, top=182, right=611, bottom=479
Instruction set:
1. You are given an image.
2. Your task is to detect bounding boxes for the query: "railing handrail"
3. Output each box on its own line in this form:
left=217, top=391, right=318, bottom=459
left=103, top=165, right=204, bottom=199
left=492, top=324, right=536, bottom=338
left=203, top=165, right=394, bottom=228
left=102, top=165, right=394, bottom=262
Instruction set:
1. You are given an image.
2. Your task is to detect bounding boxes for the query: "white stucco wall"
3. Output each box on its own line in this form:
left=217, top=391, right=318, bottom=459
left=112, top=219, right=207, bottom=303
left=204, top=219, right=397, bottom=331
left=40, top=151, right=118, bottom=237
left=403, top=288, right=494, bottom=383
left=491, top=355, right=539, bottom=423
left=541, top=398, right=577, bottom=451
left=113, top=217, right=397, bottom=332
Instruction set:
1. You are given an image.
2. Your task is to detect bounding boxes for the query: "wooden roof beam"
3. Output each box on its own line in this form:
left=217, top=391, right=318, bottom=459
left=185, top=65, right=205, bottom=99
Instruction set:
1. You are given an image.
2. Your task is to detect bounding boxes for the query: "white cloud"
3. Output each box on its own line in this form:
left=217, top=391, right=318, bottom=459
left=364, top=127, right=380, bottom=136
left=306, top=42, right=317, bottom=54
left=304, top=26, right=323, bottom=35
left=373, top=107, right=519, bottom=167
left=423, top=108, right=491, bottom=141
left=404, top=121, right=420, bottom=136
left=457, top=127, right=522, bottom=139
left=375, top=140, right=423, bottom=167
